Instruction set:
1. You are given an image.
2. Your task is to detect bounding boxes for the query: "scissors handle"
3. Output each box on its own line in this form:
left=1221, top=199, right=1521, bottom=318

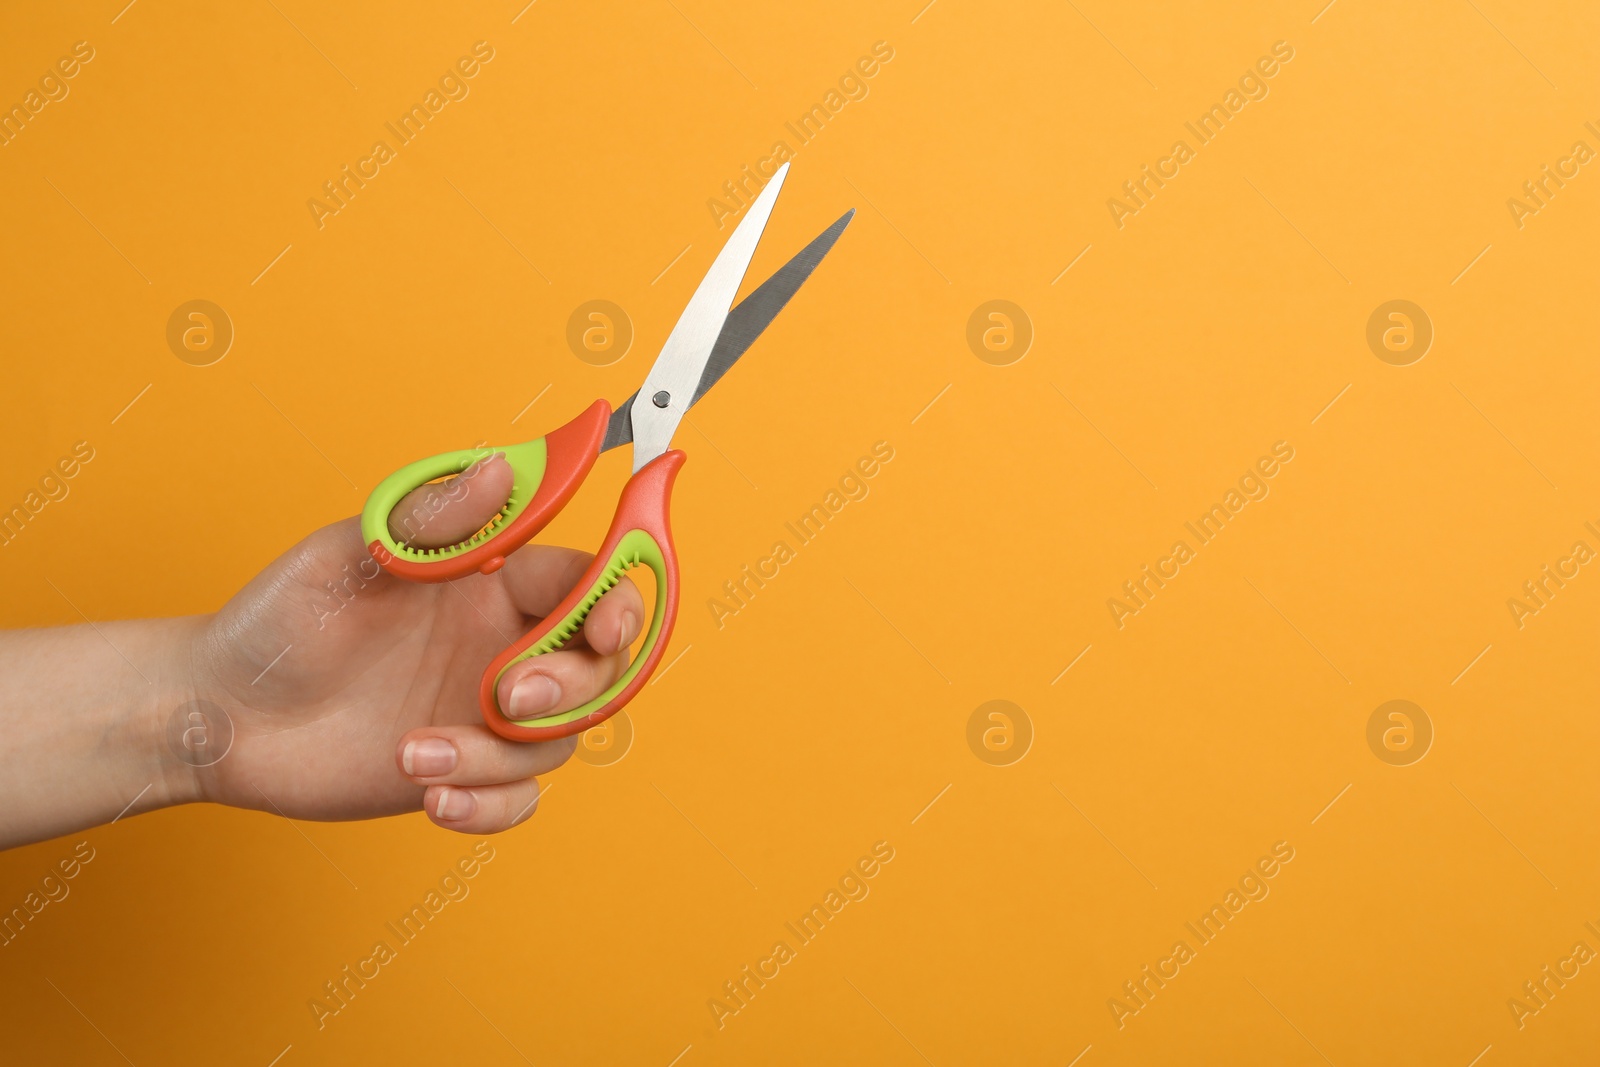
left=360, top=400, right=612, bottom=582
left=479, top=449, right=685, bottom=741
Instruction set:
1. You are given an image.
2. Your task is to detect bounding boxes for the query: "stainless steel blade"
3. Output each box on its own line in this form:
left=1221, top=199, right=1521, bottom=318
left=602, top=207, right=855, bottom=453
left=624, top=162, right=790, bottom=471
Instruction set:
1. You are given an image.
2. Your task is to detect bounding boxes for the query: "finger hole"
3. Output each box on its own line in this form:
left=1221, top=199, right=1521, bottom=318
left=496, top=650, right=631, bottom=721
left=388, top=453, right=514, bottom=549
left=581, top=573, right=646, bottom=656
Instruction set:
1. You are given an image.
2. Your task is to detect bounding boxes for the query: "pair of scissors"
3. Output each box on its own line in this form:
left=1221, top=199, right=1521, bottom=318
left=359, top=163, right=853, bottom=742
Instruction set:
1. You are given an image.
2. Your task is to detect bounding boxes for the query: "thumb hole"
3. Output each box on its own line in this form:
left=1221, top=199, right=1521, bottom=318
left=386, top=453, right=514, bottom=549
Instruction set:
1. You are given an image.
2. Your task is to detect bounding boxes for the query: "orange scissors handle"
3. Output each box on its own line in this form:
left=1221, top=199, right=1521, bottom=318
left=360, top=400, right=611, bottom=582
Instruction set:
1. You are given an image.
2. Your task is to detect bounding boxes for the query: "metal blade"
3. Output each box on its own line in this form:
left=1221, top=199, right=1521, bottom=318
left=602, top=206, right=855, bottom=453
left=623, top=163, right=791, bottom=471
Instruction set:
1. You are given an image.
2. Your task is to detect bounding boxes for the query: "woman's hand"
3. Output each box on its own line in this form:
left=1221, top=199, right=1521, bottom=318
left=0, top=455, right=642, bottom=850
left=192, top=454, right=642, bottom=833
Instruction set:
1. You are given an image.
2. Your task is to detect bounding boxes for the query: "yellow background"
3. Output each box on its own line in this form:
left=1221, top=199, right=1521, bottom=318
left=3, top=0, right=1599, bottom=1062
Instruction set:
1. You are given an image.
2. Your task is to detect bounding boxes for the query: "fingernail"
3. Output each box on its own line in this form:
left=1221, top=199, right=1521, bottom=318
left=617, top=610, right=639, bottom=652
left=435, top=787, right=474, bottom=822
left=509, top=674, right=561, bottom=718
left=402, top=738, right=456, bottom=777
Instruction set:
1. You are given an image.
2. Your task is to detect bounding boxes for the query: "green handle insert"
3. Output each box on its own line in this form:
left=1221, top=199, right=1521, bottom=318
left=360, top=439, right=547, bottom=564
left=493, top=528, right=669, bottom=729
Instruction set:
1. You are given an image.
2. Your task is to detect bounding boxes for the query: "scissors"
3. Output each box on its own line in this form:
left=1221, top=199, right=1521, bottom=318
left=359, top=163, right=853, bottom=742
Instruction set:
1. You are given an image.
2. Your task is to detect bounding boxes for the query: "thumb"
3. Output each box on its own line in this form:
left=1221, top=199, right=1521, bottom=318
left=386, top=454, right=514, bottom=549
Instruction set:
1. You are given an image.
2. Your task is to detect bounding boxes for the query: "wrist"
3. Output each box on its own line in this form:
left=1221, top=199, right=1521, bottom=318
left=120, top=615, right=210, bottom=812
left=0, top=614, right=211, bottom=850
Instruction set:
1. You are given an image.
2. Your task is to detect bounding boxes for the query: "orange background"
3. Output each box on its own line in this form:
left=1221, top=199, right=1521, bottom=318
left=3, top=0, right=1599, bottom=1063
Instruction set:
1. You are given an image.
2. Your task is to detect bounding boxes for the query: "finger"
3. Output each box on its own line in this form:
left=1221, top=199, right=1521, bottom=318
left=386, top=453, right=513, bottom=548
left=500, top=544, right=645, bottom=655
left=579, top=572, right=647, bottom=656
left=498, top=544, right=593, bottom=615
left=396, top=723, right=577, bottom=787
left=495, top=647, right=629, bottom=721
left=424, top=778, right=543, bottom=834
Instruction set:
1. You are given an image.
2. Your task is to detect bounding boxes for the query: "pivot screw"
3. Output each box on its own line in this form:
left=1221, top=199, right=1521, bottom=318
left=652, top=390, right=671, bottom=409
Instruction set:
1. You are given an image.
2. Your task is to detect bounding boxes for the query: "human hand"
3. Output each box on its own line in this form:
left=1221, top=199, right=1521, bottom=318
left=184, top=454, right=643, bottom=834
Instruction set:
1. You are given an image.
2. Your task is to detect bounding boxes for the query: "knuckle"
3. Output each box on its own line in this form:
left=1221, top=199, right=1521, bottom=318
left=550, top=653, right=593, bottom=690
left=544, top=651, right=598, bottom=693
left=586, top=653, right=623, bottom=694
left=562, top=549, right=595, bottom=581
left=608, top=574, right=643, bottom=606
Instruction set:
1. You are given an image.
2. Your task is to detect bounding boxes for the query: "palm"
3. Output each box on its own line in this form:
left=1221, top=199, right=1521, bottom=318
left=196, top=517, right=519, bottom=819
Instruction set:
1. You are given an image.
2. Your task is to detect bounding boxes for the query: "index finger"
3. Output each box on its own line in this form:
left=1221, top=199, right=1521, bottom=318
left=499, top=543, right=647, bottom=656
